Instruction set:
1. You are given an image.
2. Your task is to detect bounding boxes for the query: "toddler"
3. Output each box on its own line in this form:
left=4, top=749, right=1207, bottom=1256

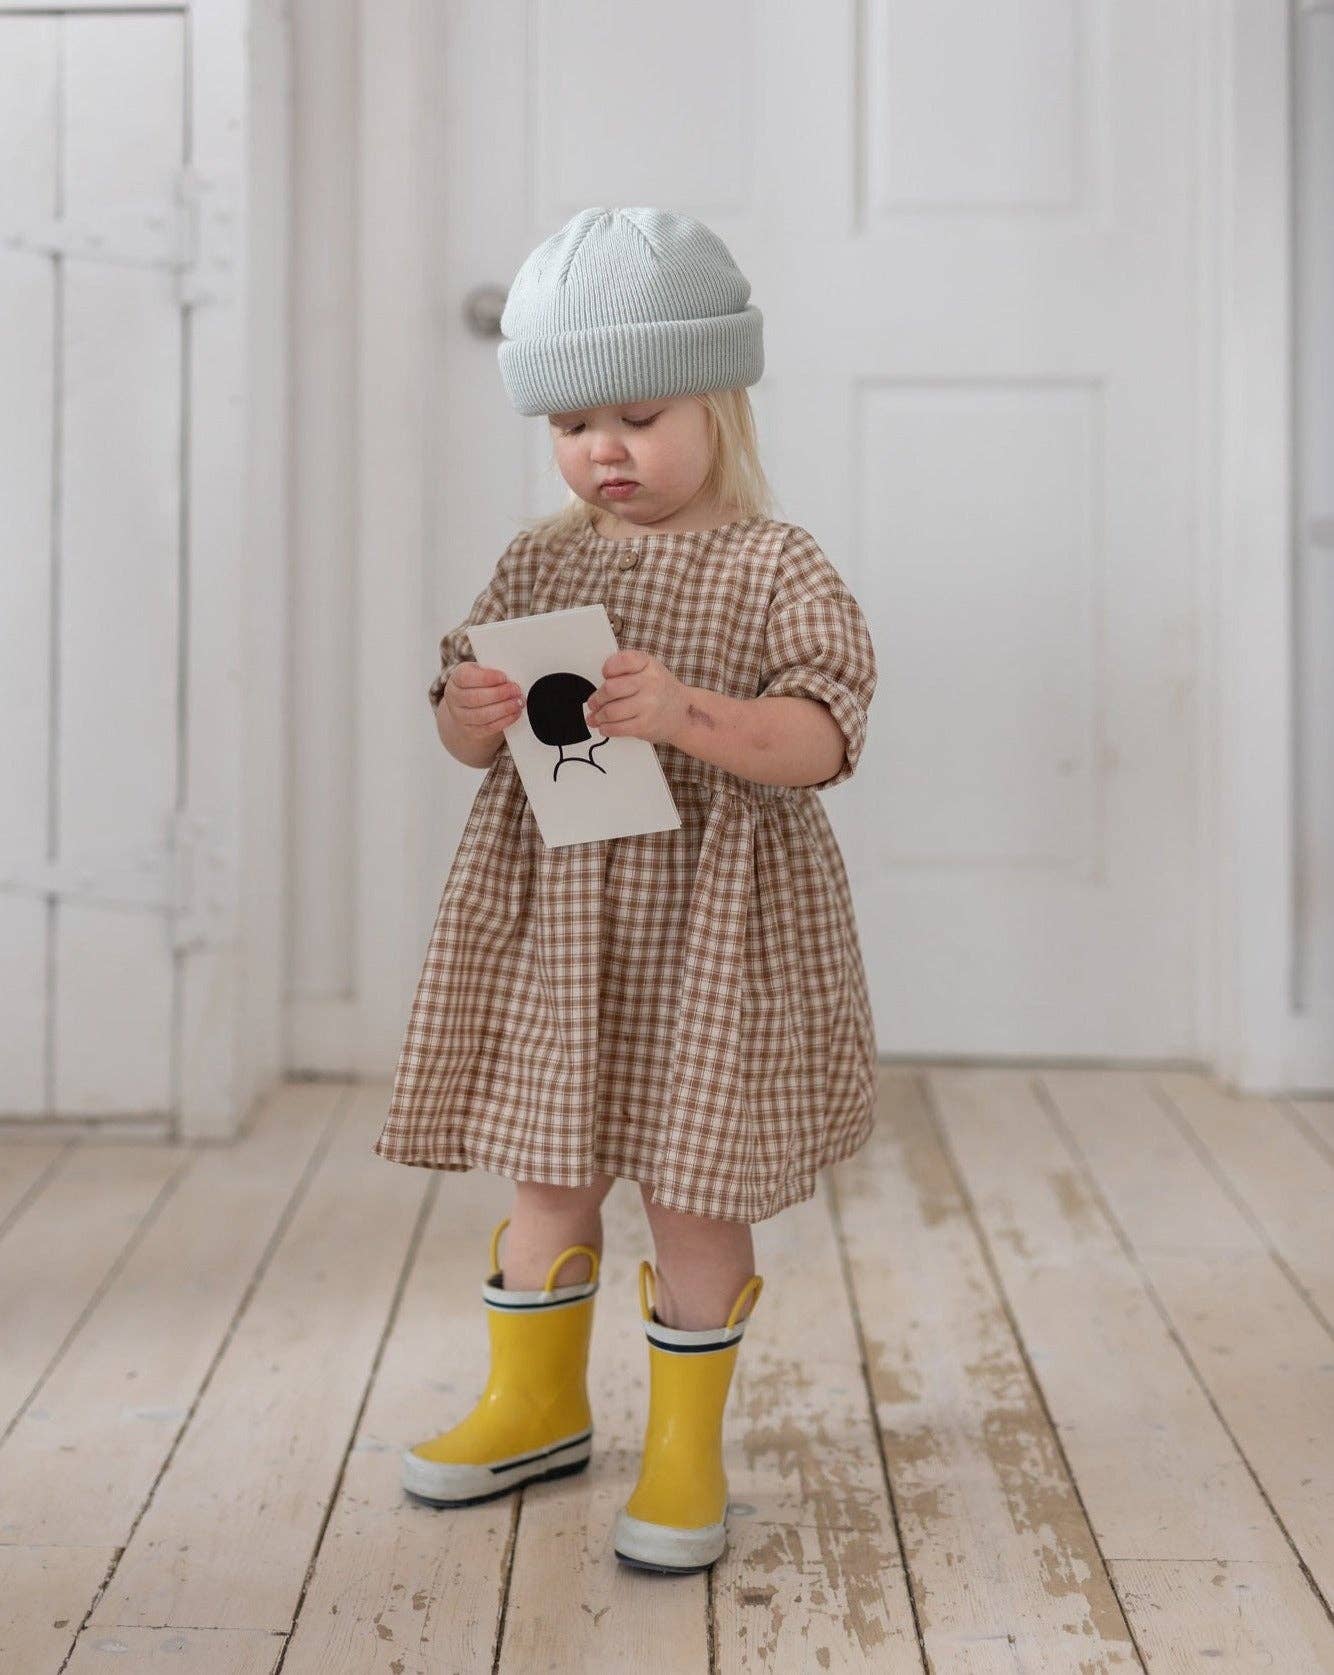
left=374, top=206, right=878, bottom=1574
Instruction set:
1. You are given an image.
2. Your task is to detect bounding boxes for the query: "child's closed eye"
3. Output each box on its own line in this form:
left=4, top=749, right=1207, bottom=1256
left=554, top=414, right=659, bottom=436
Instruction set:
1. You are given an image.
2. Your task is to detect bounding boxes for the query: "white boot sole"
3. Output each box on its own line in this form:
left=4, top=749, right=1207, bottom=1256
left=402, top=1428, right=592, bottom=1507
left=612, top=1508, right=727, bottom=1572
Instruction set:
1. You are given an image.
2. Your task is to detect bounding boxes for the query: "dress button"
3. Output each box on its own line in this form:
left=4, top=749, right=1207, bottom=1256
left=617, top=549, right=639, bottom=571
left=608, top=612, right=624, bottom=636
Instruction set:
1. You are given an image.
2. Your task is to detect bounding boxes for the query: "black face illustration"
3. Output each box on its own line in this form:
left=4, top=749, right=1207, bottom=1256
left=525, top=671, right=612, bottom=782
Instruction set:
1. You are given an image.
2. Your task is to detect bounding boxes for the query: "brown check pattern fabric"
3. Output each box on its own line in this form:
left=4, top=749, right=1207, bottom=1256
left=373, top=515, right=879, bottom=1222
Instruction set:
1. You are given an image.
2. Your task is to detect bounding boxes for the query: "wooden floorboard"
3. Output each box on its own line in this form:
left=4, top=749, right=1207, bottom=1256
left=279, top=1164, right=515, bottom=1673
left=0, top=1140, right=69, bottom=1235
left=1044, top=1068, right=1334, bottom=1607
left=1155, top=1073, right=1334, bottom=1327
left=833, top=1069, right=1137, bottom=1670
left=0, top=1066, right=1328, bottom=1673
left=84, top=1084, right=429, bottom=1638
left=0, top=1084, right=341, bottom=1551
left=0, top=1141, right=184, bottom=1440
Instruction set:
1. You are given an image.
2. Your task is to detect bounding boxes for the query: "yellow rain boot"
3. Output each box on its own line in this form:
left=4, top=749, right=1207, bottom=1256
left=612, top=1259, right=764, bottom=1573
left=402, top=1216, right=600, bottom=1507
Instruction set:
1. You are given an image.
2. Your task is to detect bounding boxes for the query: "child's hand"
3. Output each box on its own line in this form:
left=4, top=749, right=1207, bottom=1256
left=444, top=663, right=525, bottom=737
left=583, top=650, right=688, bottom=746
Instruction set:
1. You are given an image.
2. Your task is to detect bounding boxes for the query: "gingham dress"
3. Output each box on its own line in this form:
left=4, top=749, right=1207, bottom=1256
left=373, top=514, right=878, bottom=1222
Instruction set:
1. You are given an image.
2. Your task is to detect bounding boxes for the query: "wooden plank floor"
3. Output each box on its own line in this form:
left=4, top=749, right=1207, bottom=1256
left=1, top=1067, right=1330, bottom=1673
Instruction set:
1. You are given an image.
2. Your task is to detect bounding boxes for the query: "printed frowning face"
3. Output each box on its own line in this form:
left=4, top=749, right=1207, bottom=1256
left=546, top=394, right=722, bottom=536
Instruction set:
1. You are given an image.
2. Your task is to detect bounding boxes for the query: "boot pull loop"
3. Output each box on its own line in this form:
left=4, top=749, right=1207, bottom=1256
left=489, top=1217, right=512, bottom=1278
left=544, top=1243, right=600, bottom=1293
left=725, top=1273, right=764, bottom=1331
left=637, top=1259, right=657, bottom=1323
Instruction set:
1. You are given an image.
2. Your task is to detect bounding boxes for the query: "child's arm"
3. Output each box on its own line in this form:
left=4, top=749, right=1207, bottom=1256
left=666, top=688, right=846, bottom=789
left=743, top=526, right=878, bottom=791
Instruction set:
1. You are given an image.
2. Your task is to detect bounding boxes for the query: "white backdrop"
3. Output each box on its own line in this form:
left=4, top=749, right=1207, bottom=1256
left=286, top=0, right=1331, bottom=1095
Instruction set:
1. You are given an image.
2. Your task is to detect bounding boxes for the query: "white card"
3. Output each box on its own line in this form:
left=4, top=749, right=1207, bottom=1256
left=466, top=604, right=683, bottom=848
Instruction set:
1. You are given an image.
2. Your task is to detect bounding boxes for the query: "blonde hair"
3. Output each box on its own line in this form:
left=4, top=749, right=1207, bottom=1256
left=516, top=386, right=776, bottom=544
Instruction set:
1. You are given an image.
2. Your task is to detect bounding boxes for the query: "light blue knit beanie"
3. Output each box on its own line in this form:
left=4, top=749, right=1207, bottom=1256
left=497, top=206, right=764, bottom=417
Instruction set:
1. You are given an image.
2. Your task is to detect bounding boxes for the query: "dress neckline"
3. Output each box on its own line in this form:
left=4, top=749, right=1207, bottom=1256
left=580, top=513, right=766, bottom=548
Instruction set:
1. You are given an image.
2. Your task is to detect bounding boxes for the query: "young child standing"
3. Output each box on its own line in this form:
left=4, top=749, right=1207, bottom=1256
left=374, top=206, right=878, bottom=1574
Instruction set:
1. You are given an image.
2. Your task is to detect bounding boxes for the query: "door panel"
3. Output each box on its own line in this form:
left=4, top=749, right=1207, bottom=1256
left=0, top=13, right=185, bottom=1116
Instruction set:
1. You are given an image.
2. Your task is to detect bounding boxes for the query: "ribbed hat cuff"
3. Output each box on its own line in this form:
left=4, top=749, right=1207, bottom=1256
left=498, top=307, right=763, bottom=417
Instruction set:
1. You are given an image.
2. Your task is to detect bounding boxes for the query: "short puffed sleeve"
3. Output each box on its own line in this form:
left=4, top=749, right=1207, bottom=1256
left=428, top=533, right=536, bottom=711
left=757, top=525, right=877, bottom=790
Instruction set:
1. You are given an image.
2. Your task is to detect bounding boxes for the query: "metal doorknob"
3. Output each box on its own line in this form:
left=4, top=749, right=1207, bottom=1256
left=463, top=283, right=508, bottom=339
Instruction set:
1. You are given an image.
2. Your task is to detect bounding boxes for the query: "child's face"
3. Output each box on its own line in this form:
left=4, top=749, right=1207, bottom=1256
left=546, top=395, right=714, bottom=530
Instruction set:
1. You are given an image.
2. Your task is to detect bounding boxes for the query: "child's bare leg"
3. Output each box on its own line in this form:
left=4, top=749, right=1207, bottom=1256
left=502, top=1174, right=616, bottom=1289
left=640, top=1189, right=757, bottom=1328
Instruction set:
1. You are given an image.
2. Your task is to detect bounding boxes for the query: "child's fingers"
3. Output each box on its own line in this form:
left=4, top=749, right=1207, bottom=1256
left=587, top=674, right=639, bottom=709
left=451, top=666, right=524, bottom=711
left=441, top=663, right=525, bottom=734
left=453, top=663, right=515, bottom=692
left=586, top=696, right=637, bottom=726
left=465, top=693, right=525, bottom=735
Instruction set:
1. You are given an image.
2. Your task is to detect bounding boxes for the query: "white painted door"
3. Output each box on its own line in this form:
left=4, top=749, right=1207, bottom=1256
left=0, top=3, right=284, bottom=1131
left=0, top=11, right=187, bottom=1121
left=421, top=0, right=1204, bottom=1061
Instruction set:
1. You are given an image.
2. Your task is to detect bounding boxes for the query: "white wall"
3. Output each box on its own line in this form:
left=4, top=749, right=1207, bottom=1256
left=1295, top=1, right=1334, bottom=1014
left=287, top=0, right=360, bottom=1072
